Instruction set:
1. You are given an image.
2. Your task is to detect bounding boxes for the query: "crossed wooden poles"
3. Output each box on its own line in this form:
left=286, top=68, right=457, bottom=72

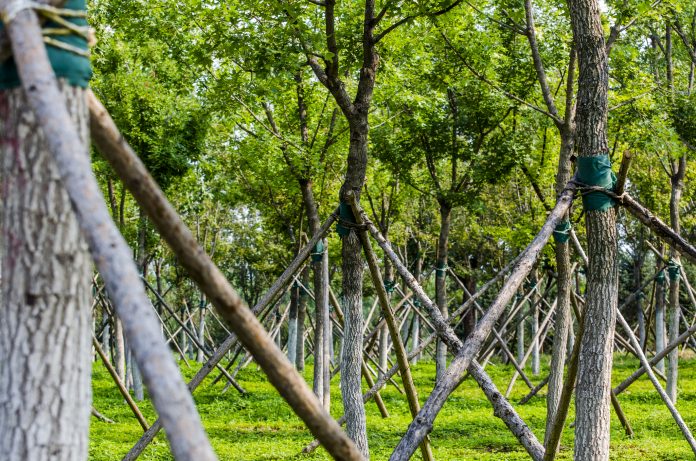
left=5, top=3, right=696, bottom=461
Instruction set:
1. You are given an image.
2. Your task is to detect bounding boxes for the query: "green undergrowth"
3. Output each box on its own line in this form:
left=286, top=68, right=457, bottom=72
left=90, top=355, right=696, bottom=460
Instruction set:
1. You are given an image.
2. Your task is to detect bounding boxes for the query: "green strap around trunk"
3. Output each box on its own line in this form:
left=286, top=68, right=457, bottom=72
left=576, top=154, right=617, bottom=212
left=0, top=0, right=92, bottom=89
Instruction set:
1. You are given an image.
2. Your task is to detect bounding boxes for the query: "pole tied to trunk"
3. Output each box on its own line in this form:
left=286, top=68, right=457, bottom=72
left=0, top=0, right=92, bottom=88
left=336, top=199, right=365, bottom=236
left=552, top=220, right=572, bottom=243
left=668, top=259, right=681, bottom=281
left=575, top=154, right=617, bottom=212
left=656, top=269, right=666, bottom=285
left=311, top=240, right=324, bottom=262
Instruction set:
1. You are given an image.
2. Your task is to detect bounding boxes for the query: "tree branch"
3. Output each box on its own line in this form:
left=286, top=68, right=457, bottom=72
left=524, top=0, right=562, bottom=126
left=374, top=0, right=464, bottom=44
left=438, top=27, right=563, bottom=124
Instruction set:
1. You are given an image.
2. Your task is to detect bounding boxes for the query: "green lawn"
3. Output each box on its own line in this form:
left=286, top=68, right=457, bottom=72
left=89, top=355, right=696, bottom=460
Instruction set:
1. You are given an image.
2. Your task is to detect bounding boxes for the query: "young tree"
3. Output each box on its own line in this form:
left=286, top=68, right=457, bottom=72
left=569, top=0, right=619, bottom=459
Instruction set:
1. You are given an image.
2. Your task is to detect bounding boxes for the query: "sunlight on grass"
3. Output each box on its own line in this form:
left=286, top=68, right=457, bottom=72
left=89, top=355, right=696, bottom=460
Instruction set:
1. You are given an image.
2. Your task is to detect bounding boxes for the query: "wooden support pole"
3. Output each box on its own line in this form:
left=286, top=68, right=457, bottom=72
left=387, top=186, right=574, bottom=461
left=348, top=190, right=435, bottom=461
left=610, top=390, right=634, bottom=438
left=543, top=294, right=584, bottom=461
left=614, top=150, right=633, bottom=196
left=616, top=311, right=696, bottom=455
left=93, top=336, right=150, bottom=432
left=518, top=375, right=550, bottom=405
left=88, top=92, right=362, bottom=460
left=0, top=7, right=217, bottom=459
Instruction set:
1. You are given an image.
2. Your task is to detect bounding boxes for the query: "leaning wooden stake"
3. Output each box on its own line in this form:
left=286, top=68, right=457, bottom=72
left=616, top=311, right=696, bottom=455
left=88, top=93, right=365, bottom=460
left=348, top=190, right=435, bottom=461
left=351, top=195, right=552, bottom=461
left=0, top=6, right=217, bottom=460
left=304, top=273, right=540, bottom=458
left=579, top=185, right=696, bottom=263
left=92, top=337, right=150, bottom=432
left=388, top=185, right=574, bottom=461
left=542, top=294, right=584, bottom=461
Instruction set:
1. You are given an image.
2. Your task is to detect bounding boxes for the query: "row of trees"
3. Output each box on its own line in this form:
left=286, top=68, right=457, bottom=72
left=86, top=0, right=696, bottom=458
left=1, top=0, right=696, bottom=459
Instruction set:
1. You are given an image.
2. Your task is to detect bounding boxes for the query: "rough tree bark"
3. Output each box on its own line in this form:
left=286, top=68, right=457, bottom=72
left=667, top=154, right=686, bottom=403
left=303, top=0, right=379, bottom=452
left=0, top=82, right=92, bottom=461
left=656, top=263, right=667, bottom=373
left=569, top=0, right=618, bottom=459
left=435, top=201, right=452, bottom=380
left=297, top=266, right=309, bottom=371
left=522, top=0, right=577, bottom=441
left=546, top=130, right=575, bottom=447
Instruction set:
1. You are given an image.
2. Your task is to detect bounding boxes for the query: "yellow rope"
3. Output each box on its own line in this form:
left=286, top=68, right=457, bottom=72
left=2, top=1, right=90, bottom=57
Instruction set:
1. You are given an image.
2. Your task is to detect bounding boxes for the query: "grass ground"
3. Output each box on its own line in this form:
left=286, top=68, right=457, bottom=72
left=90, top=355, right=696, bottom=460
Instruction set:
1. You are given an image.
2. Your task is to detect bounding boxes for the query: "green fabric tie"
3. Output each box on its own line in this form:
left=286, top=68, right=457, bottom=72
left=384, top=279, right=396, bottom=294
left=553, top=220, right=572, bottom=244
left=311, top=240, right=324, bottom=263
left=576, top=154, right=617, bottom=212
left=336, top=200, right=356, bottom=237
left=668, top=260, right=681, bottom=281
left=656, top=270, right=666, bottom=285
left=0, top=0, right=92, bottom=89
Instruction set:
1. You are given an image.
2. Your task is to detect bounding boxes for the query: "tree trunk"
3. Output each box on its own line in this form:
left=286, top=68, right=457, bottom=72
left=545, top=131, right=574, bottom=447
left=321, top=243, right=331, bottom=410
left=101, top=308, right=112, bottom=360
left=287, top=281, right=299, bottom=366
left=197, top=300, right=207, bottom=364
left=435, top=201, right=452, bottom=380
left=379, top=253, right=395, bottom=379
left=114, top=317, right=126, bottom=382
left=411, top=240, right=423, bottom=364
left=530, top=270, right=540, bottom=376
left=517, top=293, right=526, bottom=364
left=667, top=156, right=686, bottom=403
left=656, top=266, right=667, bottom=373
left=301, top=178, right=330, bottom=408
left=133, top=209, right=147, bottom=399
left=569, top=1, right=618, bottom=459
left=340, top=119, right=370, bottom=457
left=296, top=266, right=308, bottom=371
left=0, top=82, right=92, bottom=461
